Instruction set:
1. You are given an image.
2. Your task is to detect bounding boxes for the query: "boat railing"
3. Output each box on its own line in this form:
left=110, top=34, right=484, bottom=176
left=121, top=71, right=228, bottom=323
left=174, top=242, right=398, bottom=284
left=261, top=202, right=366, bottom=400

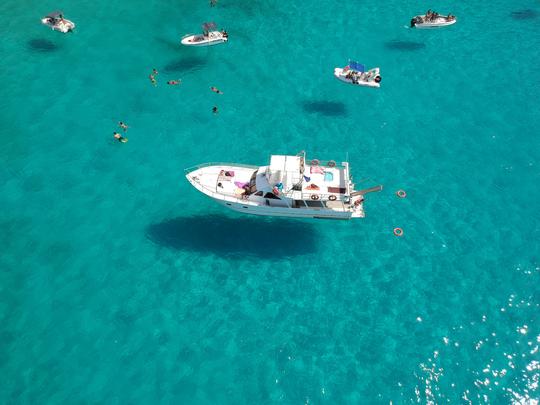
left=305, top=159, right=348, bottom=169
left=184, top=162, right=259, bottom=174
left=187, top=176, right=252, bottom=204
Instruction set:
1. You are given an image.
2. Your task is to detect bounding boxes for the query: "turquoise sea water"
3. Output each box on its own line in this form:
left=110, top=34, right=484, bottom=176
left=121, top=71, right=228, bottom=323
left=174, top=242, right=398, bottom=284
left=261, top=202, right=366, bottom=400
left=1, top=0, right=539, bottom=402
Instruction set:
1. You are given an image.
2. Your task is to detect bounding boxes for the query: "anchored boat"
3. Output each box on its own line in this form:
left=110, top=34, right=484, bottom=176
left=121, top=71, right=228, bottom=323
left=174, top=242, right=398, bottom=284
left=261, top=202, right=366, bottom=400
left=411, top=10, right=456, bottom=28
left=41, top=11, right=75, bottom=33
left=185, top=152, right=382, bottom=220
left=181, top=22, right=228, bottom=46
left=334, top=61, right=381, bottom=88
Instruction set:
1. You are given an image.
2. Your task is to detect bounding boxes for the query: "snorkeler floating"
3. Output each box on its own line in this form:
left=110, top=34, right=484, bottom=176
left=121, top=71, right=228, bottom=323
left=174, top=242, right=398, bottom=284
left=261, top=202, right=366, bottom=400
left=148, top=68, right=159, bottom=86
left=211, top=86, right=223, bottom=94
left=167, top=80, right=181, bottom=85
left=212, top=106, right=218, bottom=114
left=113, top=132, right=128, bottom=143
left=118, top=121, right=128, bottom=132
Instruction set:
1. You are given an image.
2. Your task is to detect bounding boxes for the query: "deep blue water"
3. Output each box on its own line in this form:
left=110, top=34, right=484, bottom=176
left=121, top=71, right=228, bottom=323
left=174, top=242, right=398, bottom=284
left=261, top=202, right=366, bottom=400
left=1, top=0, right=539, bottom=403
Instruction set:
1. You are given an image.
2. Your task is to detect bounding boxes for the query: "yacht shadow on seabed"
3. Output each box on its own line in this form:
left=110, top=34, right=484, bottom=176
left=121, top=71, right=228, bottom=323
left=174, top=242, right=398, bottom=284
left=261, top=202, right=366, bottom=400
left=146, top=214, right=319, bottom=259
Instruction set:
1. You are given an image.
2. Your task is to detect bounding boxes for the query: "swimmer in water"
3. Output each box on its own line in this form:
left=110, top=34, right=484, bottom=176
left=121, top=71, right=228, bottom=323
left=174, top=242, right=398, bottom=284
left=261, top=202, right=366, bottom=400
left=149, top=74, right=157, bottom=86
left=210, top=86, right=223, bottom=94
left=212, top=106, right=218, bottom=114
left=152, top=68, right=158, bottom=75
left=119, top=122, right=128, bottom=132
left=113, top=132, right=128, bottom=143
left=167, top=80, right=181, bottom=85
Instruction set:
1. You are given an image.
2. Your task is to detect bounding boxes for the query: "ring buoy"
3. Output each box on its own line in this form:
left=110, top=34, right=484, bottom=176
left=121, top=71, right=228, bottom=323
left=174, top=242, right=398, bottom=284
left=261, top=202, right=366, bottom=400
left=393, top=227, right=403, bottom=237
left=311, top=159, right=320, bottom=166
left=329, top=195, right=337, bottom=201
left=396, top=189, right=407, bottom=198
left=310, top=194, right=320, bottom=201
left=327, top=160, right=336, bottom=168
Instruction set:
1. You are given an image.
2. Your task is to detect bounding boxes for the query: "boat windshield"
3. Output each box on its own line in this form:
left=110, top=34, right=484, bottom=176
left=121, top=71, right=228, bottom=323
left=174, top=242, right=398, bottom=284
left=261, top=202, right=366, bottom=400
left=45, top=11, right=64, bottom=21
left=246, top=170, right=258, bottom=195
left=202, top=22, right=217, bottom=33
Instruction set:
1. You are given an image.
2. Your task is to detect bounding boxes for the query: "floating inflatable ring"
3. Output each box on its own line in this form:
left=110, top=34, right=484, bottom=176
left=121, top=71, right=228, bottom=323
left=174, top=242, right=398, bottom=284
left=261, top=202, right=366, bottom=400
left=396, top=189, right=407, bottom=198
left=329, top=195, right=337, bottom=201
left=327, top=160, right=336, bottom=168
left=393, top=227, right=403, bottom=237
left=311, top=159, right=320, bottom=166
left=311, top=194, right=320, bottom=201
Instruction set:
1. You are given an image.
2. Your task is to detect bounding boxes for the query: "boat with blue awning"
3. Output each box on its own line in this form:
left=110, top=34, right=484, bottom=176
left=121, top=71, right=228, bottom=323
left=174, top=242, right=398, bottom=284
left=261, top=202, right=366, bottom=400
left=334, top=60, right=381, bottom=88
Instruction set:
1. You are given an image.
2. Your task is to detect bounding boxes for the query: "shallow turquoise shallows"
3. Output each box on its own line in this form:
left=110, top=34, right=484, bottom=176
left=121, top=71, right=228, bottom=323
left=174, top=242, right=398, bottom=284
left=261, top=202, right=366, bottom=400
left=1, top=0, right=539, bottom=403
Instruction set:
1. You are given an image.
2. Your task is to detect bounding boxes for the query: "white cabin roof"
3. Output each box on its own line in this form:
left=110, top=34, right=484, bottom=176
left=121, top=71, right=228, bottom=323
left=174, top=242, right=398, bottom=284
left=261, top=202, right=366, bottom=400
left=270, top=155, right=301, bottom=173
left=267, top=155, right=302, bottom=190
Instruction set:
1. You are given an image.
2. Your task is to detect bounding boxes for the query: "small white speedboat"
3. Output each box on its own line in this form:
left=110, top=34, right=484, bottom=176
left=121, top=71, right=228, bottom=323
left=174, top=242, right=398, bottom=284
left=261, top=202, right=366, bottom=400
left=41, top=11, right=75, bottom=33
left=181, top=22, right=228, bottom=46
left=411, top=11, right=456, bottom=28
left=334, top=61, right=381, bottom=88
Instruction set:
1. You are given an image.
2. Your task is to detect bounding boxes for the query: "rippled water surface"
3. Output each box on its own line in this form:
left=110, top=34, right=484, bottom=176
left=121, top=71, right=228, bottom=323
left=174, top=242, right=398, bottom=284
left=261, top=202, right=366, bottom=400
left=1, top=0, right=539, bottom=403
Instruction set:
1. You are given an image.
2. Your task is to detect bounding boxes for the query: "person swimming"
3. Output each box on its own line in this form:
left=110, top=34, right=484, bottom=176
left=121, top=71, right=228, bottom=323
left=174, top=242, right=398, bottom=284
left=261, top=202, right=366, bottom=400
left=211, top=86, right=223, bottom=94
left=152, top=68, right=158, bottom=75
left=167, top=80, right=181, bottom=85
left=212, top=106, right=218, bottom=114
left=113, top=132, right=128, bottom=143
left=119, top=122, right=128, bottom=132
left=149, top=74, right=157, bottom=86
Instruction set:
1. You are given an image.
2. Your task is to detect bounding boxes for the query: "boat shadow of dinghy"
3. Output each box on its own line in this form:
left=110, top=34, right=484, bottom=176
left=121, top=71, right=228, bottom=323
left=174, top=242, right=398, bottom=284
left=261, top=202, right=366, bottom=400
left=510, top=9, right=538, bottom=20
left=163, top=56, right=207, bottom=73
left=146, top=214, right=319, bottom=258
left=385, top=40, right=425, bottom=51
left=302, top=101, right=347, bottom=117
left=28, top=38, right=59, bottom=52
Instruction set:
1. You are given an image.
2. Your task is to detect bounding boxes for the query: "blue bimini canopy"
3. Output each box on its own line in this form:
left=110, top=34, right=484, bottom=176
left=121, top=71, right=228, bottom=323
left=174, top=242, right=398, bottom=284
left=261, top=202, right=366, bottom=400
left=349, top=60, right=365, bottom=73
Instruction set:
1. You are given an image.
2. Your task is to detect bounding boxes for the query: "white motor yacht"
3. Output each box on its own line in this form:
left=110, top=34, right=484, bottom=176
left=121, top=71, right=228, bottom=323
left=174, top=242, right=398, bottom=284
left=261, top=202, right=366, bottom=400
left=181, top=22, right=228, bottom=46
left=185, top=152, right=382, bottom=220
left=411, top=11, right=456, bottom=28
left=334, top=61, right=381, bottom=88
left=41, top=11, right=75, bottom=33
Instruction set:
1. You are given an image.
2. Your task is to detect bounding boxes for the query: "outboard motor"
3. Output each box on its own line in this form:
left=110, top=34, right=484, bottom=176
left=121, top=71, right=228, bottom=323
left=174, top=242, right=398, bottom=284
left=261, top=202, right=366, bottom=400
left=410, top=18, right=416, bottom=27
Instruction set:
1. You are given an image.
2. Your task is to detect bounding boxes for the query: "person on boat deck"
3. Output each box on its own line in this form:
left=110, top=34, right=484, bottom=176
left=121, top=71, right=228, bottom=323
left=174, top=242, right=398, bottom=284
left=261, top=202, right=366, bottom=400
left=221, top=30, right=228, bottom=38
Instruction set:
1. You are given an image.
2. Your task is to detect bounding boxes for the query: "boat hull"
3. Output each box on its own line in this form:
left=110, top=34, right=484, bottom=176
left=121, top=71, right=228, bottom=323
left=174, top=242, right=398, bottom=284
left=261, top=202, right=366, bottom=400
left=334, top=68, right=381, bottom=88
left=41, top=18, right=75, bottom=33
left=413, top=16, right=456, bottom=28
left=185, top=164, right=365, bottom=220
left=181, top=32, right=228, bottom=46
left=215, top=199, right=355, bottom=220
